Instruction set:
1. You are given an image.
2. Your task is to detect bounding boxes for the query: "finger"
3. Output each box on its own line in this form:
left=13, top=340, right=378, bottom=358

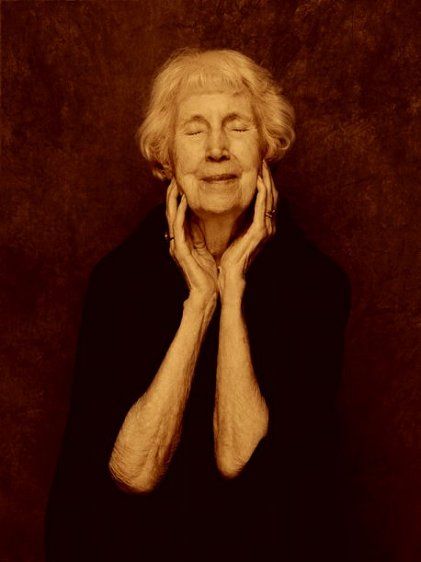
left=252, top=176, right=267, bottom=235
left=173, top=194, right=188, bottom=256
left=271, top=174, right=279, bottom=209
left=262, top=161, right=274, bottom=234
left=269, top=169, right=279, bottom=236
left=266, top=161, right=279, bottom=210
left=166, top=179, right=178, bottom=237
left=165, top=178, right=175, bottom=205
left=262, top=160, right=273, bottom=206
left=263, top=160, right=278, bottom=236
left=272, top=176, right=279, bottom=237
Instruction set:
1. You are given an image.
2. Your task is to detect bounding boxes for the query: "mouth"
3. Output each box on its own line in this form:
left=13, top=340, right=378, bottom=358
left=201, top=173, right=238, bottom=183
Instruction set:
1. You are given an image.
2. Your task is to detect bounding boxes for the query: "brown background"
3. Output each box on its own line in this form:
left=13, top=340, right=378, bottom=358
left=1, top=1, right=420, bottom=561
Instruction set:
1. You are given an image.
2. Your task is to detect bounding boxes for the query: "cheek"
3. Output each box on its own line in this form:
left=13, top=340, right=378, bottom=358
left=171, top=143, right=200, bottom=198
left=238, top=170, right=258, bottom=209
left=172, top=139, right=203, bottom=176
left=243, top=170, right=259, bottom=192
left=234, top=137, right=261, bottom=170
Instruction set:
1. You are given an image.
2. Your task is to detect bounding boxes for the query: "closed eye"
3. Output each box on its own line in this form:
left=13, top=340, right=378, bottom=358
left=184, top=127, right=205, bottom=137
left=227, top=124, right=250, bottom=132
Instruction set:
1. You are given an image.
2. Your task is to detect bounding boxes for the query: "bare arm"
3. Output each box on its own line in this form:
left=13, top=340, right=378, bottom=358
left=214, top=161, right=278, bottom=478
left=109, top=293, right=216, bottom=493
left=214, top=292, right=269, bottom=478
left=109, top=181, right=219, bottom=493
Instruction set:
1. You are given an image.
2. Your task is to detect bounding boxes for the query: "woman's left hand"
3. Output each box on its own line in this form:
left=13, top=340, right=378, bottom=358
left=218, top=161, right=278, bottom=302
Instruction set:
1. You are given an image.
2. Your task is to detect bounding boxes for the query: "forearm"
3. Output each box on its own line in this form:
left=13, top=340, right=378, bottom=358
left=109, top=293, right=216, bottom=493
left=214, top=292, right=269, bottom=478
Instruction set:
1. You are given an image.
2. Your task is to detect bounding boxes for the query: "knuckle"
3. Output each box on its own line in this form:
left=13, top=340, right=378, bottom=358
left=252, top=224, right=262, bottom=236
left=176, top=247, right=187, bottom=260
left=248, top=228, right=258, bottom=243
left=257, top=225, right=266, bottom=238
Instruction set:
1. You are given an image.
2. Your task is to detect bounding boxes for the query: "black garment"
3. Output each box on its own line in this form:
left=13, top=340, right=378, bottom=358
left=46, top=198, right=351, bottom=562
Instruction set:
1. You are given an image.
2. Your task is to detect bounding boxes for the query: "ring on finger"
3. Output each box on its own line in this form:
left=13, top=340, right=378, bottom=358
left=164, top=231, right=175, bottom=241
left=264, top=209, right=276, bottom=219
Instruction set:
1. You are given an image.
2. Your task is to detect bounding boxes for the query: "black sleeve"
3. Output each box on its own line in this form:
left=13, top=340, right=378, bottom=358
left=281, top=266, right=353, bottom=561
left=238, top=258, right=352, bottom=560
left=44, top=258, right=157, bottom=562
left=238, top=258, right=351, bottom=463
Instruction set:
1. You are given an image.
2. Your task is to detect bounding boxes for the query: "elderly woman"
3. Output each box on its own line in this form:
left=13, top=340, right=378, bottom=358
left=46, top=49, right=351, bottom=562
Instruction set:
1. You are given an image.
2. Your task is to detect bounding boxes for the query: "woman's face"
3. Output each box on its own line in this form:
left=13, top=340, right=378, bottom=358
left=170, top=89, right=261, bottom=219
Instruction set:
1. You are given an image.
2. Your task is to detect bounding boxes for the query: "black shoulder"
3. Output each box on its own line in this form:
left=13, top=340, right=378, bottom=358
left=89, top=203, right=167, bottom=286
left=276, top=198, right=352, bottom=323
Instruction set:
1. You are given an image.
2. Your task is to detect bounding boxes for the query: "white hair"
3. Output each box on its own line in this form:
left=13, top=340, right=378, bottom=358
left=136, top=48, right=296, bottom=180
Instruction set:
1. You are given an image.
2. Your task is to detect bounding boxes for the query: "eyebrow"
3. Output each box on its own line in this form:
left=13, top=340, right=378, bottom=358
left=180, top=112, right=254, bottom=127
left=223, top=112, right=254, bottom=124
left=181, top=115, right=208, bottom=127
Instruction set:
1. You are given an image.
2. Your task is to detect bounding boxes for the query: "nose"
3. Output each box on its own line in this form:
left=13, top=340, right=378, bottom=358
left=205, top=129, right=230, bottom=162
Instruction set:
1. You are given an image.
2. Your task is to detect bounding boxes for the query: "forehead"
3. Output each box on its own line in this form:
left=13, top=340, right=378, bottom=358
left=175, top=90, right=254, bottom=122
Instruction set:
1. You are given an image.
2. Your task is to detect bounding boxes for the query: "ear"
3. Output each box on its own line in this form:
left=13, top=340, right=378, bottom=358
left=155, top=161, right=173, bottom=180
left=164, top=167, right=173, bottom=179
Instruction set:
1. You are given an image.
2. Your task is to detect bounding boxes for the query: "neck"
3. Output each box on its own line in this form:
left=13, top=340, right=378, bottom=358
left=191, top=211, right=248, bottom=265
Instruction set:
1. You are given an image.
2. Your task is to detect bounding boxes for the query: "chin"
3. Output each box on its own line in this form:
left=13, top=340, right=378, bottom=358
left=195, top=196, right=247, bottom=218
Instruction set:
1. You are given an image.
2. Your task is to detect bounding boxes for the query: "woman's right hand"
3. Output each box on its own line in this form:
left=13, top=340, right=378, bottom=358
left=166, top=180, right=218, bottom=307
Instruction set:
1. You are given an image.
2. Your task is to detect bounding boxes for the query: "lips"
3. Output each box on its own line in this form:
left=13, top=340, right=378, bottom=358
left=201, top=173, right=238, bottom=182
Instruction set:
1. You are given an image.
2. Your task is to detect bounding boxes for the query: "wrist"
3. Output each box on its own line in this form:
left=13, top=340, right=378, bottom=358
left=185, top=290, right=218, bottom=314
left=220, top=285, right=245, bottom=308
left=218, top=271, right=245, bottom=306
left=220, top=296, right=243, bottom=312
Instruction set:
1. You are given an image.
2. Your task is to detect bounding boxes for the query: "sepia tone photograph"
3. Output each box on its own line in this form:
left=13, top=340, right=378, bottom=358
left=1, top=1, right=419, bottom=561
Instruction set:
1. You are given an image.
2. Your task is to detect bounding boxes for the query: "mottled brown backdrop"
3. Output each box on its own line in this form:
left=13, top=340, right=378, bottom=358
left=1, top=1, right=419, bottom=561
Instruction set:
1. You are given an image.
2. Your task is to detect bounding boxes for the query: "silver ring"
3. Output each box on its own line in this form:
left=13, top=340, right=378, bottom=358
left=265, top=209, right=276, bottom=218
left=164, top=232, right=174, bottom=241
